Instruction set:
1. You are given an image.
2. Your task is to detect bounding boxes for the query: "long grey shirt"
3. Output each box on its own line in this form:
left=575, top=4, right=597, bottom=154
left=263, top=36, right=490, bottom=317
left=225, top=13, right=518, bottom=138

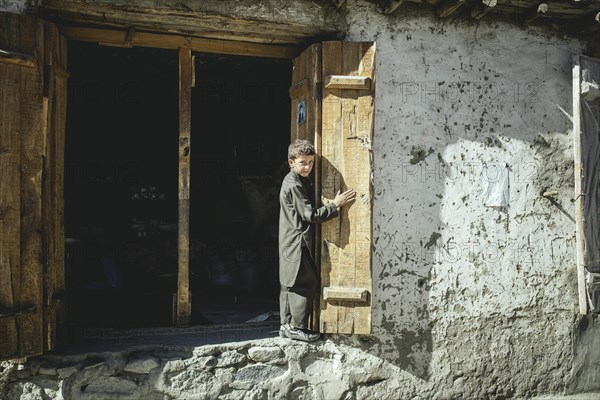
left=278, top=170, right=338, bottom=287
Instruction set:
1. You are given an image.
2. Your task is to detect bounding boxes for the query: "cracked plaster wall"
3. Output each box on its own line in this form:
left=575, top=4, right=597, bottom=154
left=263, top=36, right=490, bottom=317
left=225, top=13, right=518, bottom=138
left=341, top=0, right=600, bottom=397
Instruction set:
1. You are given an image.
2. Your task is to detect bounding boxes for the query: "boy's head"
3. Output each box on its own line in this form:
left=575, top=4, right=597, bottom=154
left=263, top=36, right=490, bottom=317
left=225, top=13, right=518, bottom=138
left=288, top=139, right=315, bottom=178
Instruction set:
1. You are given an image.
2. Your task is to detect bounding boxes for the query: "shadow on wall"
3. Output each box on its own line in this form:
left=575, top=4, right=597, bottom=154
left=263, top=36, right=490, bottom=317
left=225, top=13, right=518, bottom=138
left=343, top=24, right=577, bottom=381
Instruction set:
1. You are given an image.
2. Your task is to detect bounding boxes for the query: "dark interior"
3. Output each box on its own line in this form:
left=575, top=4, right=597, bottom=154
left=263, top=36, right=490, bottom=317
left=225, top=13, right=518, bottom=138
left=65, top=41, right=291, bottom=329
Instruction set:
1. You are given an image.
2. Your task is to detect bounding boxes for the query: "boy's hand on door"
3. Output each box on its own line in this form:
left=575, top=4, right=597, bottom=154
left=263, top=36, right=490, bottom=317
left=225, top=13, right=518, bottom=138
left=334, top=189, right=357, bottom=207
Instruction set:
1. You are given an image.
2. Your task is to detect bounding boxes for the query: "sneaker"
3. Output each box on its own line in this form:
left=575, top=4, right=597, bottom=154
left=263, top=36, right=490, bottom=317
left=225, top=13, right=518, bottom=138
left=286, top=327, right=320, bottom=342
left=279, top=324, right=290, bottom=338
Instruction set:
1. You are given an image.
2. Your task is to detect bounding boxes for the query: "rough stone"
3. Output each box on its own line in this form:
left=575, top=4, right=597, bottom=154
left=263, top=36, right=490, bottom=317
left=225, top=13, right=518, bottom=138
left=214, top=367, right=236, bottom=384
left=14, top=368, right=32, bottom=380
left=37, top=366, right=57, bottom=376
left=192, top=347, right=220, bottom=358
left=7, top=376, right=60, bottom=400
left=160, top=370, right=222, bottom=400
left=235, top=364, right=286, bottom=383
left=57, top=365, right=79, bottom=379
left=7, top=382, right=45, bottom=400
left=82, top=361, right=105, bottom=372
left=78, top=376, right=140, bottom=400
left=248, top=347, right=284, bottom=363
left=316, top=379, right=351, bottom=400
left=217, top=351, right=247, bottom=368
left=124, top=358, right=161, bottom=374
left=289, top=383, right=316, bottom=400
left=162, top=359, right=186, bottom=374
left=219, top=389, right=249, bottom=400
left=186, top=356, right=218, bottom=369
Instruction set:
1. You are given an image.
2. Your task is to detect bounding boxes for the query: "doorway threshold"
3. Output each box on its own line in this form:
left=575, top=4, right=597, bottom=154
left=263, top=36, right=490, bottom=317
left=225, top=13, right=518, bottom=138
left=51, top=322, right=280, bottom=356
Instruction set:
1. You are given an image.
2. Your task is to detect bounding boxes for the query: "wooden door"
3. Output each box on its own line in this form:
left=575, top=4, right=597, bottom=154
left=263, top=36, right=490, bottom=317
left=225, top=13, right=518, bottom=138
left=0, top=12, right=67, bottom=360
left=289, top=41, right=376, bottom=335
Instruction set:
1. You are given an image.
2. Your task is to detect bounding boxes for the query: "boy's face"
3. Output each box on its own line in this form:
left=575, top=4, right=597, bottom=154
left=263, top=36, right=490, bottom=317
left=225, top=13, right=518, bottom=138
left=289, top=154, right=314, bottom=177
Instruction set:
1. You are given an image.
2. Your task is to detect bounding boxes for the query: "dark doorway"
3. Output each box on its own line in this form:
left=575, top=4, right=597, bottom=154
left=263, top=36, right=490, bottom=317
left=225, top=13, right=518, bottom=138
left=189, top=53, right=291, bottom=324
left=64, top=42, right=179, bottom=328
left=64, top=42, right=290, bottom=329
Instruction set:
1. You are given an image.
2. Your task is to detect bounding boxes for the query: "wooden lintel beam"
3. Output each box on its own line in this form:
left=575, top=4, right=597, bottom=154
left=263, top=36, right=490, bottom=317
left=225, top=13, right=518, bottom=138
left=580, top=12, right=600, bottom=35
left=438, top=0, right=465, bottom=18
left=525, top=3, right=549, bottom=25
left=384, top=0, right=405, bottom=15
left=61, top=26, right=300, bottom=59
left=0, top=49, right=35, bottom=68
left=471, top=0, right=497, bottom=20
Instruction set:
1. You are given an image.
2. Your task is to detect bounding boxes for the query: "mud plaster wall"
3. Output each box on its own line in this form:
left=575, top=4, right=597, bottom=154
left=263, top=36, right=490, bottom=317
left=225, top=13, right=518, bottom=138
left=0, top=0, right=37, bottom=13
left=342, top=0, right=600, bottom=396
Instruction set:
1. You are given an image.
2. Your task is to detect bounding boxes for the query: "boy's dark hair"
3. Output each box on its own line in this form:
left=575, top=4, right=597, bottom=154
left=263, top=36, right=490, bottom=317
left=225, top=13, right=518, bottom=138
left=288, top=139, right=315, bottom=160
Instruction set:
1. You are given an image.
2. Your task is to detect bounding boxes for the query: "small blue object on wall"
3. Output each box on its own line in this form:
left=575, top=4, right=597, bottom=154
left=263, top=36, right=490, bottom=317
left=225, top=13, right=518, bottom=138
left=297, top=101, right=307, bottom=125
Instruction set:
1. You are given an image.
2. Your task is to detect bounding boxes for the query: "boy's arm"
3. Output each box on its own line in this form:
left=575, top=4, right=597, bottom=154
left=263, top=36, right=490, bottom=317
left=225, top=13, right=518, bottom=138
left=289, top=184, right=338, bottom=224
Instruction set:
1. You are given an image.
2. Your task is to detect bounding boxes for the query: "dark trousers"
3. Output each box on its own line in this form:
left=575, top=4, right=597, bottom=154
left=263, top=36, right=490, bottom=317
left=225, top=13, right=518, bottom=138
left=280, top=247, right=319, bottom=329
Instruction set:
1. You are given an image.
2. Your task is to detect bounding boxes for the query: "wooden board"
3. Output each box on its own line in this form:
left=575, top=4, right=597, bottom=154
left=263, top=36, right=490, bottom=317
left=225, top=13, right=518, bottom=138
left=41, top=21, right=67, bottom=352
left=0, top=12, right=46, bottom=360
left=18, top=14, right=45, bottom=360
left=0, top=14, right=23, bottom=361
left=177, top=47, right=192, bottom=326
left=319, top=41, right=375, bottom=335
left=573, top=57, right=589, bottom=314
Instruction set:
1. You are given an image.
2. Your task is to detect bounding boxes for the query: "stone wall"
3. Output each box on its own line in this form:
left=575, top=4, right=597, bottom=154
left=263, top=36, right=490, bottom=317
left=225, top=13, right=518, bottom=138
left=1, top=337, right=408, bottom=400
left=1, top=319, right=599, bottom=399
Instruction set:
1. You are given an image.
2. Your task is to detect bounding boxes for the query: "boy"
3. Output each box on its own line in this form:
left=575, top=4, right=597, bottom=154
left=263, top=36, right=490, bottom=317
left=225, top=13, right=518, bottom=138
left=278, top=139, right=356, bottom=342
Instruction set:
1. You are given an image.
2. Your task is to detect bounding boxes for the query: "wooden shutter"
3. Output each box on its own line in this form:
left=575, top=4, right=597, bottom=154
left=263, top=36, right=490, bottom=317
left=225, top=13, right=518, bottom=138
left=319, top=42, right=375, bottom=335
left=289, top=41, right=375, bottom=335
left=0, top=12, right=67, bottom=360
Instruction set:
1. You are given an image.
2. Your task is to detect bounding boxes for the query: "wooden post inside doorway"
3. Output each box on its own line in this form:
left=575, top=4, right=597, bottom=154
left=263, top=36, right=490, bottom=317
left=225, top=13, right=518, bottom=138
left=176, top=47, right=193, bottom=325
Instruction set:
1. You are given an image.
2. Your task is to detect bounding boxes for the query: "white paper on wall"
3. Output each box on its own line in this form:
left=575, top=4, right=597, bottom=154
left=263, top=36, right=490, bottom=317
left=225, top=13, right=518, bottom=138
left=482, top=162, right=509, bottom=208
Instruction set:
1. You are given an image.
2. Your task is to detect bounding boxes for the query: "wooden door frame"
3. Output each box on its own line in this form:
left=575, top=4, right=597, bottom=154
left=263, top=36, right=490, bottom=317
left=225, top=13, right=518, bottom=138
left=61, top=25, right=302, bottom=326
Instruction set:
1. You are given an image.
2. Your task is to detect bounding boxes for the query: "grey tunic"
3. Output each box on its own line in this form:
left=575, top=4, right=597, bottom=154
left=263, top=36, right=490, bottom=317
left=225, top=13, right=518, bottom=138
left=278, top=170, right=338, bottom=287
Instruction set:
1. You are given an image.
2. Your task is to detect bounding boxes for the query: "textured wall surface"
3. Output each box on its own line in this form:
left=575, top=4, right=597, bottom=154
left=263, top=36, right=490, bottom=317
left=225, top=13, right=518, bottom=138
left=2, top=1, right=600, bottom=399
left=342, top=0, right=598, bottom=397
left=0, top=0, right=37, bottom=13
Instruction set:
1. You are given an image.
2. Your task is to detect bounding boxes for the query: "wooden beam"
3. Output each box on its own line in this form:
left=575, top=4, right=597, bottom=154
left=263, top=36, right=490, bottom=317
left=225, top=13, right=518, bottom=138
left=525, top=3, right=549, bottom=25
left=323, top=287, right=369, bottom=302
left=573, top=57, right=589, bottom=315
left=0, top=49, right=35, bottom=68
left=384, top=0, right=405, bottom=15
left=60, top=26, right=301, bottom=59
left=438, top=0, right=465, bottom=18
left=177, top=47, right=192, bottom=326
left=471, top=0, right=497, bottom=20
left=324, top=75, right=371, bottom=90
